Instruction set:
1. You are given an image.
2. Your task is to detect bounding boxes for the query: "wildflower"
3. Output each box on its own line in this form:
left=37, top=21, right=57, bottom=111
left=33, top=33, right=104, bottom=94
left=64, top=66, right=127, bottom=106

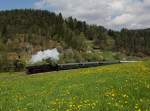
left=73, top=97, right=76, bottom=100
left=107, top=102, right=111, bottom=105
left=137, top=109, right=141, bottom=111
left=123, top=94, right=126, bottom=97
left=125, top=101, right=128, bottom=104
left=91, top=106, right=95, bottom=109
left=135, top=104, right=138, bottom=109
left=92, top=103, right=96, bottom=106
left=112, top=93, right=115, bottom=97
left=77, top=105, right=81, bottom=109
left=69, top=105, right=73, bottom=108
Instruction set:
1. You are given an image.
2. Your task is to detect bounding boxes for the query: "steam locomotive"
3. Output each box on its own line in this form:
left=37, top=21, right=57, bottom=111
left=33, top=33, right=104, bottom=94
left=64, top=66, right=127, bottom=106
left=26, top=61, right=121, bottom=74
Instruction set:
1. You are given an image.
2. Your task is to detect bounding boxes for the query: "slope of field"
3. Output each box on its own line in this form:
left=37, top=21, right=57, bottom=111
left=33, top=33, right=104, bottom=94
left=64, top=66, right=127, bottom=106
left=0, top=61, right=150, bottom=111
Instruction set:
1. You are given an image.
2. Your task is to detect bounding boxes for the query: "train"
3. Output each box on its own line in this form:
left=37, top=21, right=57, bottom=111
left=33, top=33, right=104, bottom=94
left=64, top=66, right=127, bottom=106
left=26, top=61, right=121, bottom=74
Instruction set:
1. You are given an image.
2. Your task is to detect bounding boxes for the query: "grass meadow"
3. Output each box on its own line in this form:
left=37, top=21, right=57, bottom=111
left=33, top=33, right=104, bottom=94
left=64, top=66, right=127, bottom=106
left=0, top=61, right=150, bottom=111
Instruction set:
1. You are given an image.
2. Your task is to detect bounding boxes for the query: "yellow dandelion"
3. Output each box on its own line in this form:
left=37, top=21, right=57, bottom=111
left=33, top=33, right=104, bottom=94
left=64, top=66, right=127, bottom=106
left=137, top=109, right=141, bottom=111
left=125, top=101, right=128, bottom=104
left=77, top=105, right=81, bottom=109
left=112, top=93, right=115, bottom=97
left=69, top=105, right=73, bottom=108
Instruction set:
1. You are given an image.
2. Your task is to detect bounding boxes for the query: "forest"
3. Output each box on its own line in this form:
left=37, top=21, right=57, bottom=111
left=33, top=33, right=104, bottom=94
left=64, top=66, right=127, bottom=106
left=0, top=9, right=150, bottom=71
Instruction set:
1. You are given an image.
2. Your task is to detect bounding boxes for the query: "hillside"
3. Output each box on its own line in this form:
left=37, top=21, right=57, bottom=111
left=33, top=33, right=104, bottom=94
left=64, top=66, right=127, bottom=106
left=0, top=9, right=150, bottom=71
left=0, top=61, right=150, bottom=111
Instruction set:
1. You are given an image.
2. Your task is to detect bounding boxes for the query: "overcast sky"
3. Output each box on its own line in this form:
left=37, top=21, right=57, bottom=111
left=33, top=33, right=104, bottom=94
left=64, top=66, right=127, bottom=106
left=1, top=0, right=150, bottom=30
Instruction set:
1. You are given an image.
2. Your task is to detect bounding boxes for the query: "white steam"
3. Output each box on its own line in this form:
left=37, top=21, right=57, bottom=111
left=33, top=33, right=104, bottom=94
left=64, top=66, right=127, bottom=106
left=30, top=48, right=60, bottom=64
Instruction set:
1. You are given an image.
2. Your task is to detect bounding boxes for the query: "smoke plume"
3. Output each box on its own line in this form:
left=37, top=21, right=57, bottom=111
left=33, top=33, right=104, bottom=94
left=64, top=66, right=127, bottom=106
left=30, top=48, right=60, bottom=64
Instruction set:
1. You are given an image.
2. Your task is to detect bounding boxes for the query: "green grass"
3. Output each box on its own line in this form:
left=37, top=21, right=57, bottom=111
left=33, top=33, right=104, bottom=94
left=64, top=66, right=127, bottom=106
left=0, top=61, right=150, bottom=111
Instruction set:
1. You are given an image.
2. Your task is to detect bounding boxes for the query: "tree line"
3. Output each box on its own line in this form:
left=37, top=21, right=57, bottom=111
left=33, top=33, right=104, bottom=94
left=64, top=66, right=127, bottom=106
left=0, top=9, right=149, bottom=71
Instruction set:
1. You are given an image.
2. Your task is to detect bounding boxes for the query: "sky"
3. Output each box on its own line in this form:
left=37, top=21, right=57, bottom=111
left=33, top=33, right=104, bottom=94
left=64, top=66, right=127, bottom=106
left=0, top=0, right=150, bottom=30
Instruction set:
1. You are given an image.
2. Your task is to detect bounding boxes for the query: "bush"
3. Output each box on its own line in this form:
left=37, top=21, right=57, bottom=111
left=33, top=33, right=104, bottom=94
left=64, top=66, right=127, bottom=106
left=83, top=52, right=103, bottom=62
left=13, top=59, right=26, bottom=71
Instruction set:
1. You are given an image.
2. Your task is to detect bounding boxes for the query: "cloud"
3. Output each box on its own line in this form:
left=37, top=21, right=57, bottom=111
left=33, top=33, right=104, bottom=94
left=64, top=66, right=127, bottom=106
left=111, top=14, right=136, bottom=25
left=34, top=0, right=150, bottom=30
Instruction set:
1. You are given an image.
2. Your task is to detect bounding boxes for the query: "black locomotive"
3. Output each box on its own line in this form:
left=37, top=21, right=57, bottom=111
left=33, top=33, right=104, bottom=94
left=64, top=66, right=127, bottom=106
left=26, top=61, right=121, bottom=74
